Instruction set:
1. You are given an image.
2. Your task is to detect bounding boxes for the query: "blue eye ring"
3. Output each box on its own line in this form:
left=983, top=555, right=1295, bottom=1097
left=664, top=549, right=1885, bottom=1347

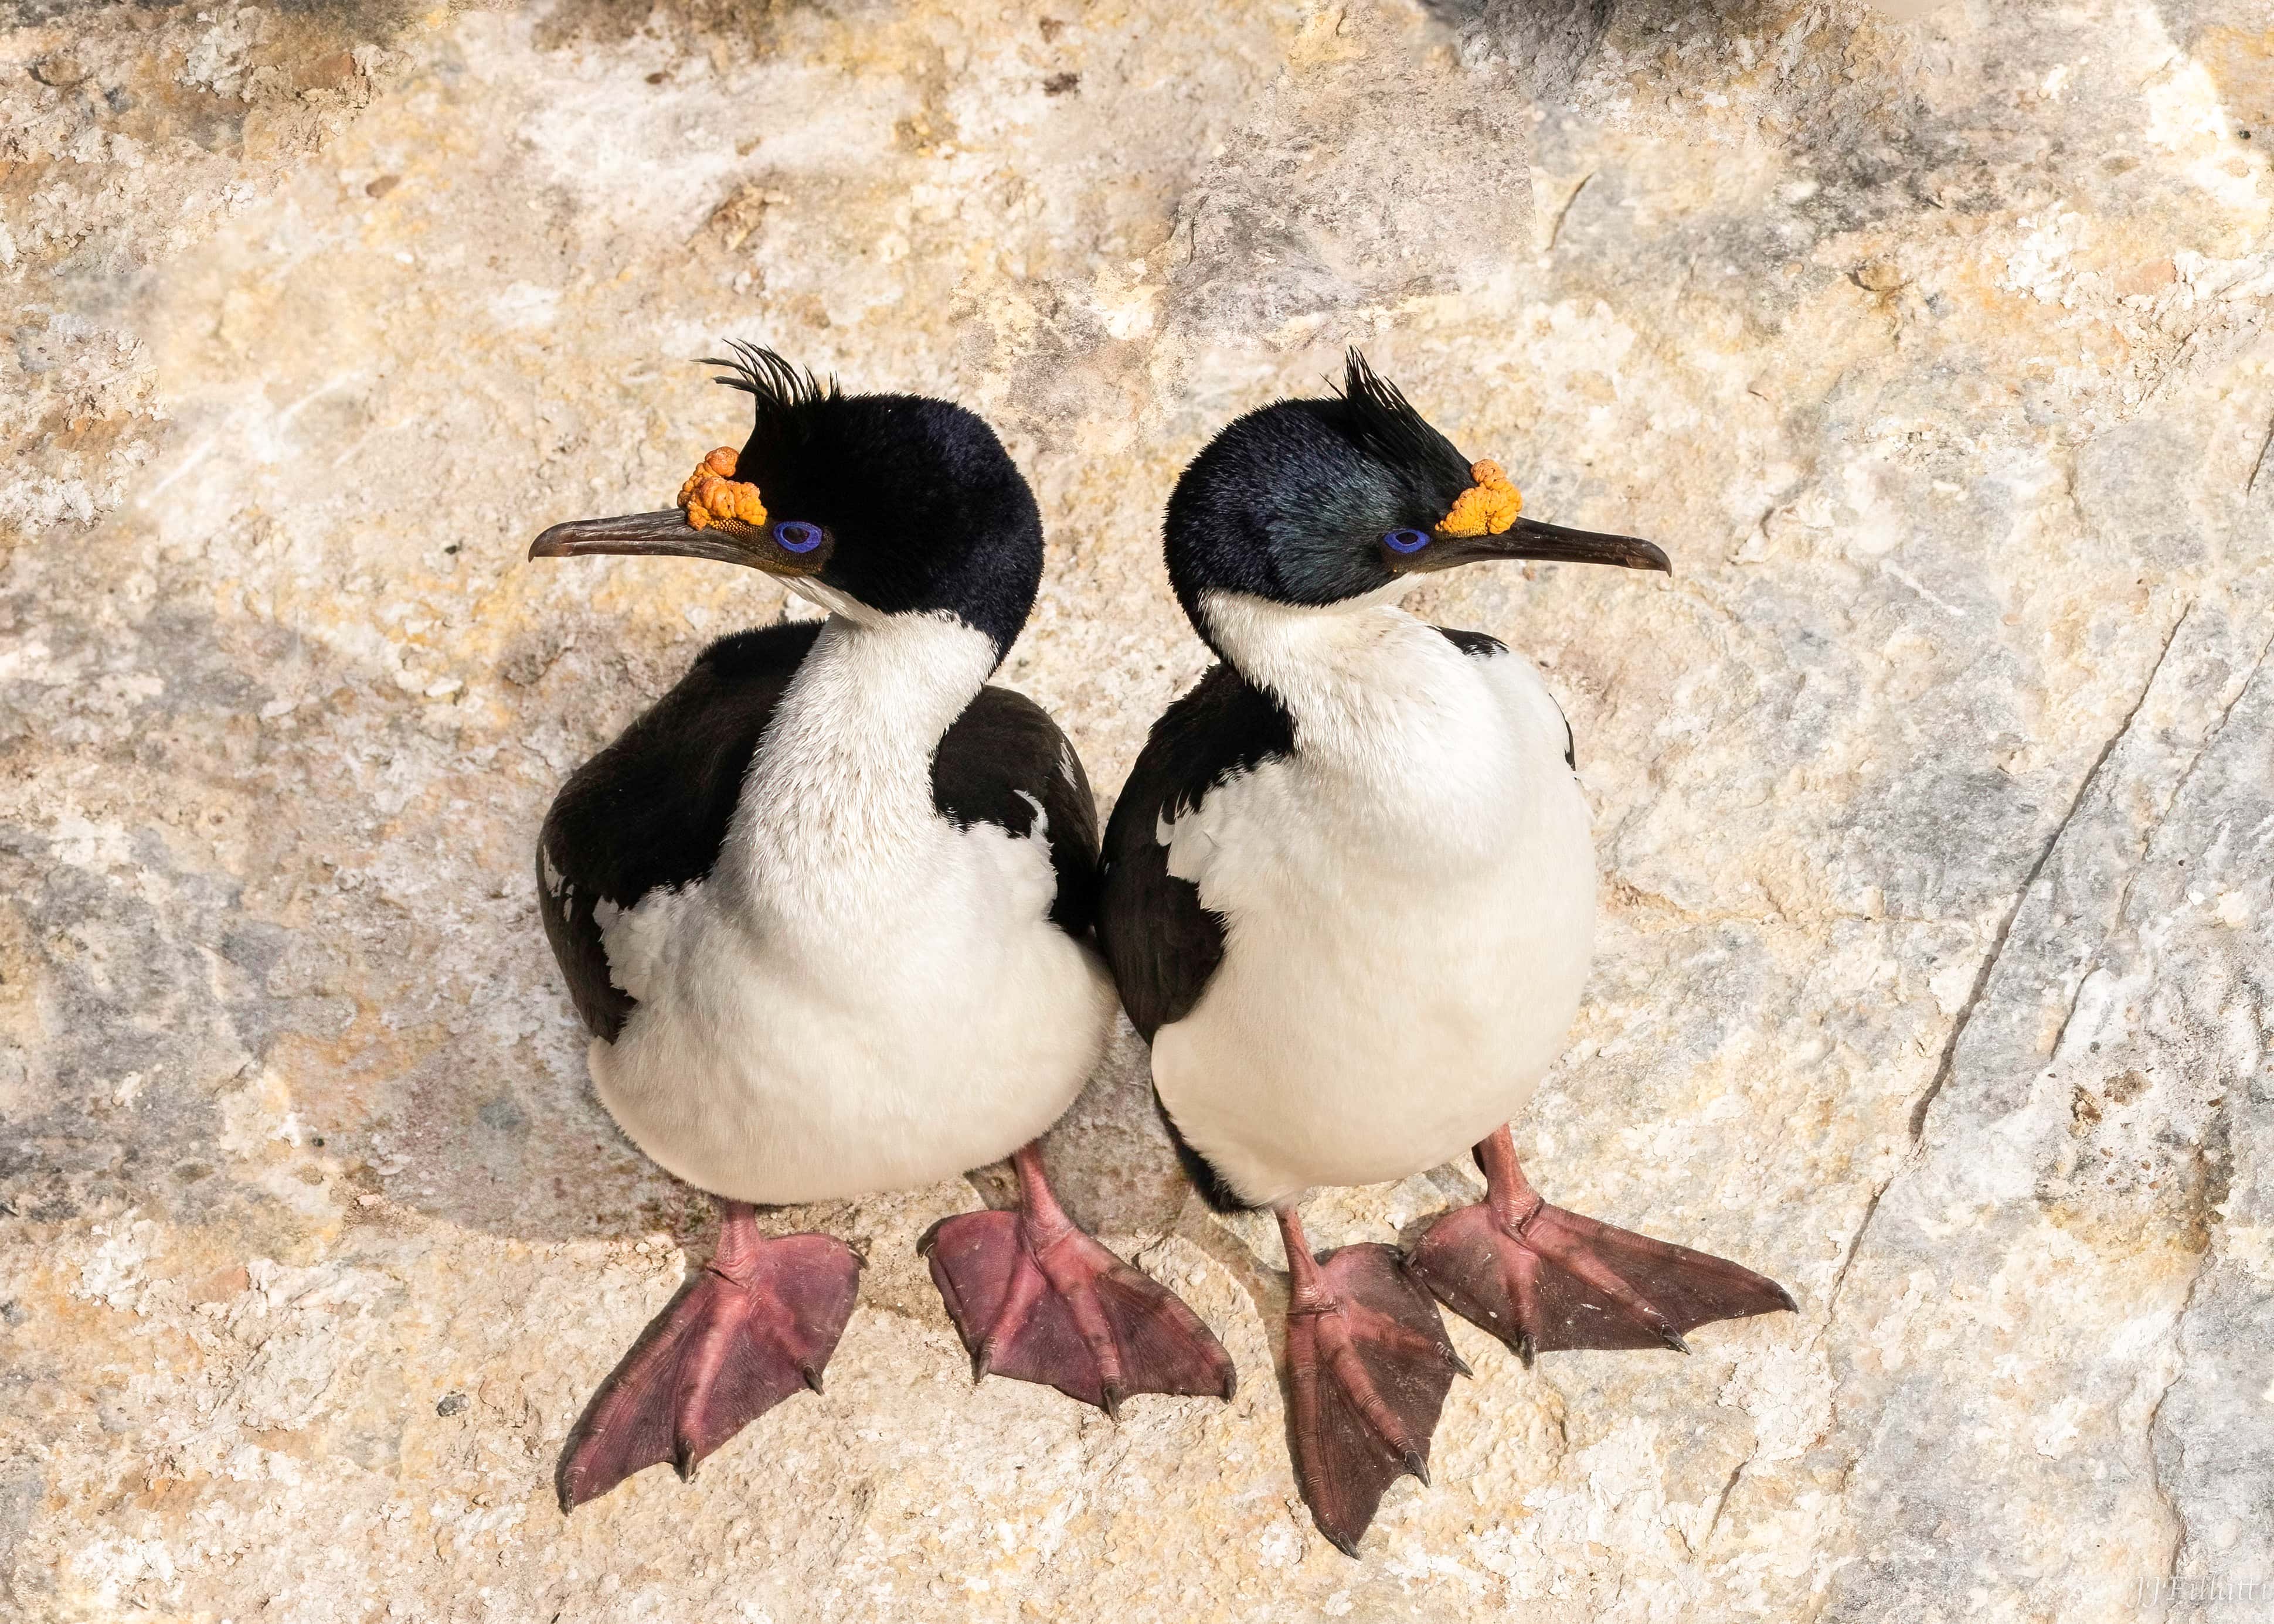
left=1383, top=528, right=1430, bottom=554
left=773, top=520, right=825, bottom=554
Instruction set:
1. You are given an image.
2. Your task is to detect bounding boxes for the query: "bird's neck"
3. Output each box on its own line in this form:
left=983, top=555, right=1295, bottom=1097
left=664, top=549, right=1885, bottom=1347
left=726, top=611, right=997, bottom=904
left=1201, top=588, right=1484, bottom=764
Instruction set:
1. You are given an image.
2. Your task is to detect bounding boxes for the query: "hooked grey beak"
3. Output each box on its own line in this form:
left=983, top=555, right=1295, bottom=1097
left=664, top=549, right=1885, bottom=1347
left=528, top=509, right=768, bottom=567
left=1477, top=517, right=1671, bottom=574
left=1389, top=516, right=1672, bottom=577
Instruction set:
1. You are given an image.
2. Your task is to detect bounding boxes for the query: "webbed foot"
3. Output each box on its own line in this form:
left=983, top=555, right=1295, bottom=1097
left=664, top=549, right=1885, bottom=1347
left=1407, top=1127, right=1794, bottom=1364
left=922, top=1143, right=1235, bottom=1415
left=558, top=1203, right=858, bottom=1510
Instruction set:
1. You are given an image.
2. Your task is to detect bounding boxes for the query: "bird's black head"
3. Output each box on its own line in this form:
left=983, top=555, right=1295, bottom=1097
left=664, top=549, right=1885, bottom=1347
left=1164, top=350, right=1668, bottom=649
left=531, top=343, right=1042, bottom=662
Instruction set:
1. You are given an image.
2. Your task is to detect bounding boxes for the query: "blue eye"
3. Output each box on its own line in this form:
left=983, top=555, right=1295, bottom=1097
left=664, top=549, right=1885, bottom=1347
left=1383, top=528, right=1430, bottom=554
left=773, top=520, right=824, bottom=553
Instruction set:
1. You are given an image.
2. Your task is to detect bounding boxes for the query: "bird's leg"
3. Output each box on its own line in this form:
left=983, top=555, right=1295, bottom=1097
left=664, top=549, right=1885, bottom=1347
left=920, top=1141, right=1235, bottom=1417
left=1406, top=1125, right=1795, bottom=1365
left=556, top=1199, right=860, bottom=1511
left=1276, top=1204, right=1467, bottom=1558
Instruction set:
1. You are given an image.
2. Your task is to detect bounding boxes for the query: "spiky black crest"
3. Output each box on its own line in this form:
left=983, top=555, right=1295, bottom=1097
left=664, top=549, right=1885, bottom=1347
left=1328, top=349, right=1465, bottom=476
left=701, top=341, right=841, bottom=444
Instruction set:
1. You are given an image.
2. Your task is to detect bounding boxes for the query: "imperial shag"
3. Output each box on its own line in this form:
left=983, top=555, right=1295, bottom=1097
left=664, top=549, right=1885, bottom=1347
left=531, top=346, right=1233, bottom=1510
left=1097, top=353, right=1793, bottom=1554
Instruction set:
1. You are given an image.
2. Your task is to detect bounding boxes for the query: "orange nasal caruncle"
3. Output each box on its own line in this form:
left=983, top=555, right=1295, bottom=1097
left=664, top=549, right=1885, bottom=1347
left=677, top=447, right=767, bottom=530
left=1437, top=459, right=1522, bottom=538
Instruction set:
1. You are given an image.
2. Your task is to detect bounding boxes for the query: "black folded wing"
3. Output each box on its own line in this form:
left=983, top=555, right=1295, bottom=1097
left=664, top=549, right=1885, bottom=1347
left=1097, top=665, right=1295, bottom=1041
left=933, top=686, right=1102, bottom=938
left=536, top=622, right=822, bottom=1042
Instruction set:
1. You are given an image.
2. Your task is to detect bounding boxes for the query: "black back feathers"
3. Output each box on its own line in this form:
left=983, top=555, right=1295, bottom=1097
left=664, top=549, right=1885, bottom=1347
left=1096, top=663, right=1294, bottom=1046
left=933, top=690, right=1102, bottom=937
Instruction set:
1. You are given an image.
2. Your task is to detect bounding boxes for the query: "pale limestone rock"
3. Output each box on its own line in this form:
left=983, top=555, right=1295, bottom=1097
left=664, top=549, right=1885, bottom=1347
left=3, top=1, right=2270, bottom=1620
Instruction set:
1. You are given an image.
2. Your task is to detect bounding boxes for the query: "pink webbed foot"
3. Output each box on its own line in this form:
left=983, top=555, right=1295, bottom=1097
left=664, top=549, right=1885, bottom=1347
left=1406, top=1127, right=1795, bottom=1365
left=558, top=1202, right=860, bottom=1511
left=920, top=1143, right=1235, bottom=1416
left=1277, top=1207, right=1469, bottom=1557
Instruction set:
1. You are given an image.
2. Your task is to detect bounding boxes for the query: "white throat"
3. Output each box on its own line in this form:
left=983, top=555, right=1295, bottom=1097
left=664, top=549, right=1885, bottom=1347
left=1198, top=586, right=1481, bottom=770
left=723, top=610, right=998, bottom=913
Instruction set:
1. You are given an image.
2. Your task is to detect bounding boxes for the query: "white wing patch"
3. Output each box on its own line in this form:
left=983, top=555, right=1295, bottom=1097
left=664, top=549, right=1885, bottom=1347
left=596, top=883, right=702, bottom=1004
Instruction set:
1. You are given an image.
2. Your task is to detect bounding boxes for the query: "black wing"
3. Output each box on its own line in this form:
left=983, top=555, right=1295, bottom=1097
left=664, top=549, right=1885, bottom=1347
left=1098, top=664, right=1294, bottom=1211
left=1436, top=627, right=1505, bottom=659
left=933, top=686, right=1101, bottom=937
left=536, top=621, right=823, bottom=1041
left=1097, top=663, right=1296, bottom=1040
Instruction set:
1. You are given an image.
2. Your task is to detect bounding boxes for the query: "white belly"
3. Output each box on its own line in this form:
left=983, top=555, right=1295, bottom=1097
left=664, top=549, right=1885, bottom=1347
left=1151, top=635, right=1595, bottom=1207
left=589, top=820, right=1117, bottom=1206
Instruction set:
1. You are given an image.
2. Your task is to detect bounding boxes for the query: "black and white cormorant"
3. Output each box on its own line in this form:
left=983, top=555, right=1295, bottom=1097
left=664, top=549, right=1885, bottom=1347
left=529, top=346, right=1233, bottom=1511
left=1097, top=353, right=1794, bottom=1554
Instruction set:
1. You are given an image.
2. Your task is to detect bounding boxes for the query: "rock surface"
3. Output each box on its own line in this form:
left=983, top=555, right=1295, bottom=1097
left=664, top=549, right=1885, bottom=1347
left=4, top=0, right=2270, bottom=1619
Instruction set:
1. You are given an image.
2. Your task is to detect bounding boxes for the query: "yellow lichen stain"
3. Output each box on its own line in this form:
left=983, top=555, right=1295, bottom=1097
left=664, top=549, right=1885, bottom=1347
left=677, top=447, right=764, bottom=530
left=1286, top=5, right=1367, bottom=70
left=1437, top=459, right=1523, bottom=537
left=189, top=1262, right=251, bottom=1304
left=2193, top=26, right=2274, bottom=134
left=2115, top=256, right=2176, bottom=298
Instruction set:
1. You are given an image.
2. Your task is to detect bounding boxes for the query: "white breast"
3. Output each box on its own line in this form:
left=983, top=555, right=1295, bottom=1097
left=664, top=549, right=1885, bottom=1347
left=585, top=614, right=1117, bottom=1206
left=1150, top=595, right=1595, bottom=1207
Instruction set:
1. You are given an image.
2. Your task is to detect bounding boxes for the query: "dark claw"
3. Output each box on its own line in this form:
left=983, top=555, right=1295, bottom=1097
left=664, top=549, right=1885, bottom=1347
left=674, top=1441, right=699, bottom=1483
left=1517, top=1332, right=1537, bottom=1369
left=800, top=1362, right=824, bottom=1394
left=1219, top=1367, right=1239, bottom=1402
left=1446, top=1346, right=1474, bottom=1379
left=1102, top=1381, right=1124, bottom=1422
left=1773, top=1282, right=1799, bottom=1312
left=1659, top=1326, right=1691, bottom=1355
left=1327, top=1530, right=1362, bottom=1560
left=1403, top=1448, right=1429, bottom=1487
left=971, top=1342, right=992, bottom=1384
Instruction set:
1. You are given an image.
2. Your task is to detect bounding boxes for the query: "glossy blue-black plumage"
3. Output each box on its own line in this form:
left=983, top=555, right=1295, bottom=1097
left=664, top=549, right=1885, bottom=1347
left=1161, top=352, right=1476, bottom=653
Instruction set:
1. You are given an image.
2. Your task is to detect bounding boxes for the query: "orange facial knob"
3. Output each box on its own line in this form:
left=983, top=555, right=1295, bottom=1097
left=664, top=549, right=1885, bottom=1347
left=1437, top=458, right=1523, bottom=539
left=678, top=449, right=766, bottom=530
